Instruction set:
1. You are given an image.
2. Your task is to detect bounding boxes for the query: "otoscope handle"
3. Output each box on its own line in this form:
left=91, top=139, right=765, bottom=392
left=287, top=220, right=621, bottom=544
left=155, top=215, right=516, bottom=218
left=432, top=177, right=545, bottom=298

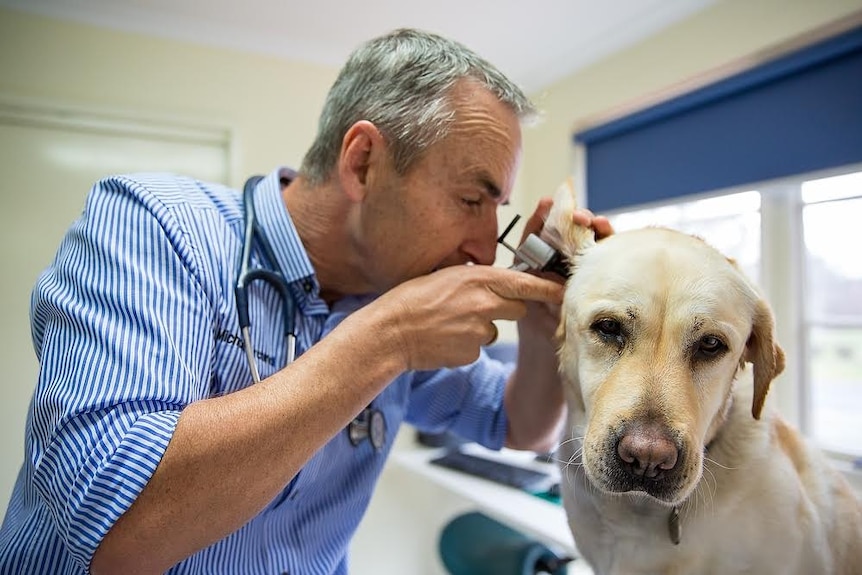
left=514, top=234, right=571, bottom=278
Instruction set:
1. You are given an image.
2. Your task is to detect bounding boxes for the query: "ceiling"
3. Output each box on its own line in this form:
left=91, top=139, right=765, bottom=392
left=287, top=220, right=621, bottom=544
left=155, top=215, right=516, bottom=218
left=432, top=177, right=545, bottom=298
left=1, top=0, right=717, bottom=93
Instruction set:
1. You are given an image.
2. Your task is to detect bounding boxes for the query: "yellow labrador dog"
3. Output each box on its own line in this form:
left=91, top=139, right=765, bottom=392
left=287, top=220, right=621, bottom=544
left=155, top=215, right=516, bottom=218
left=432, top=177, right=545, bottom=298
left=545, top=181, right=862, bottom=575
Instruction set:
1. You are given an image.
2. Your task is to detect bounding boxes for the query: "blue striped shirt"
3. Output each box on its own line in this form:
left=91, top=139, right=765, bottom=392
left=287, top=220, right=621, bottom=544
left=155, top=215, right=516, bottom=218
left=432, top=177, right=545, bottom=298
left=0, top=168, right=512, bottom=574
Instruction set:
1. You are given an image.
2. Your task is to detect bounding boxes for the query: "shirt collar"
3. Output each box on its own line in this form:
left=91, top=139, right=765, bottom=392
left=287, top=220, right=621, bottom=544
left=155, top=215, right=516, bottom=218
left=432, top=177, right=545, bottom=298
left=250, top=167, right=324, bottom=311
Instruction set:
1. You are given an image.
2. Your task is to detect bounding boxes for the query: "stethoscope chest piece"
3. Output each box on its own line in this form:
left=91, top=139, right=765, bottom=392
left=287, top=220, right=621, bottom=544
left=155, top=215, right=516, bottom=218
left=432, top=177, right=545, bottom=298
left=348, top=407, right=386, bottom=451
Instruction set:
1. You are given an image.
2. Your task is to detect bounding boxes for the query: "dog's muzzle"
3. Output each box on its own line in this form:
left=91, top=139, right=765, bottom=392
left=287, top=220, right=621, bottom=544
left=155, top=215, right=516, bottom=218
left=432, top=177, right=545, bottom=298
left=599, top=421, right=689, bottom=503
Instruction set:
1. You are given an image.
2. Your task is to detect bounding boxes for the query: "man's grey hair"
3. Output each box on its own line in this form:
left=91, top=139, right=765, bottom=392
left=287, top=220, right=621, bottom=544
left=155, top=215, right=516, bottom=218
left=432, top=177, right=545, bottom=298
left=299, top=28, right=538, bottom=185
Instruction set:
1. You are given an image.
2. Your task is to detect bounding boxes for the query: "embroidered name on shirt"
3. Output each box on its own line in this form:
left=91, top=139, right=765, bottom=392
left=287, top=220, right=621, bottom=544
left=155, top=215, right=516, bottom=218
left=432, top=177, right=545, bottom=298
left=214, top=328, right=277, bottom=366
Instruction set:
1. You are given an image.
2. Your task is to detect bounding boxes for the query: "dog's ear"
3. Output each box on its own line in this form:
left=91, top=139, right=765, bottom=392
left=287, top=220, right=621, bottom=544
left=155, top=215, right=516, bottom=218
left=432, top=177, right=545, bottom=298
left=546, top=178, right=592, bottom=414
left=541, top=178, right=596, bottom=263
left=745, top=298, right=786, bottom=420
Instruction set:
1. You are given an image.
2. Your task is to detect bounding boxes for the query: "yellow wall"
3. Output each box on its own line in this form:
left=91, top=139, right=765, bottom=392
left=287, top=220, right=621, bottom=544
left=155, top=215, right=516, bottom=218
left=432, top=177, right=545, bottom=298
left=0, top=8, right=339, bottom=186
left=0, top=5, right=340, bottom=523
left=5, top=1, right=861, bottom=207
left=520, top=0, right=862, bottom=212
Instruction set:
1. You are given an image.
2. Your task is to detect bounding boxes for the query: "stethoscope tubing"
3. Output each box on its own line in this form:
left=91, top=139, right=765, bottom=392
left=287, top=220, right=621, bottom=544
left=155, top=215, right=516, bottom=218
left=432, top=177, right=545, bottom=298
left=236, top=176, right=297, bottom=383
left=235, top=175, right=384, bottom=450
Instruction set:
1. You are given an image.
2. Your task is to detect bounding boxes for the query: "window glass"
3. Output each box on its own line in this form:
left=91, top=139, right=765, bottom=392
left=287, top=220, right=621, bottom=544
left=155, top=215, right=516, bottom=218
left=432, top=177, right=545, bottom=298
left=802, top=197, right=862, bottom=317
left=609, top=191, right=761, bottom=283
left=802, top=172, right=862, bottom=456
left=802, top=171, right=862, bottom=203
left=807, top=326, right=862, bottom=455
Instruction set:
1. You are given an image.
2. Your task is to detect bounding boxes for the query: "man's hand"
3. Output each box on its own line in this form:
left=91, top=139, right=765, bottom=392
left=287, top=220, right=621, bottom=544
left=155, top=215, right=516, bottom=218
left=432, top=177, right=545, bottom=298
left=514, top=198, right=613, bottom=340
left=361, top=265, right=564, bottom=372
left=500, top=196, right=614, bottom=450
left=523, top=197, right=614, bottom=250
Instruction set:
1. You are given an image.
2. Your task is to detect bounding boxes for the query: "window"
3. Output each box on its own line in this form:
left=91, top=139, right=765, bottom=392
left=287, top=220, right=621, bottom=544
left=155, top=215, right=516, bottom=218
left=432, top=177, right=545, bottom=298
left=801, top=171, right=862, bottom=456
left=604, top=168, right=862, bottom=460
left=610, top=191, right=761, bottom=282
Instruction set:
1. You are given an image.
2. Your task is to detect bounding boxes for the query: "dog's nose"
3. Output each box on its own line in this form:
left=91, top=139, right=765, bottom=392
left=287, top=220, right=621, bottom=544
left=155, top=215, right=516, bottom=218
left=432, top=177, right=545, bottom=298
left=617, top=424, right=679, bottom=479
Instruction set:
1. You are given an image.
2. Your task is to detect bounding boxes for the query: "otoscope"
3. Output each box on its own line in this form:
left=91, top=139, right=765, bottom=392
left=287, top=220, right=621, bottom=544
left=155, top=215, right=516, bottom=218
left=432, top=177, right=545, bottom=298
left=496, top=214, right=571, bottom=278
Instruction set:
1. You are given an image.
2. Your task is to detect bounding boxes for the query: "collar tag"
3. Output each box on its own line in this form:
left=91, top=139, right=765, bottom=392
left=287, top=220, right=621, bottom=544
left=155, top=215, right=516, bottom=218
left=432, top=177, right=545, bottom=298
left=668, top=506, right=681, bottom=545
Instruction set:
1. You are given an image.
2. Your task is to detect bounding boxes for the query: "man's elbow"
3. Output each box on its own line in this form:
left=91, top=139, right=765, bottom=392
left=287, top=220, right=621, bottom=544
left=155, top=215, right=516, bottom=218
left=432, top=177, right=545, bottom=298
left=90, top=534, right=172, bottom=575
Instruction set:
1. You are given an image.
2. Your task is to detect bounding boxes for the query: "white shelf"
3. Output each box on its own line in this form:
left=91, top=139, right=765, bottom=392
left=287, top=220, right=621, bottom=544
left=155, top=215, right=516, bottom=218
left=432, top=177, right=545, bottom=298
left=389, top=434, right=580, bottom=559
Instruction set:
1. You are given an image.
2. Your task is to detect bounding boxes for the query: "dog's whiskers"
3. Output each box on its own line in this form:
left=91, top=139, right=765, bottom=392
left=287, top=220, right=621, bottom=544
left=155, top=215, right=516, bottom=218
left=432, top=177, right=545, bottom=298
left=556, top=434, right=584, bottom=449
left=688, top=464, right=718, bottom=523
left=704, top=455, right=738, bottom=471
left=703, top=465, right=718, bottom=500
left=552, top=434, right=585, bottom=468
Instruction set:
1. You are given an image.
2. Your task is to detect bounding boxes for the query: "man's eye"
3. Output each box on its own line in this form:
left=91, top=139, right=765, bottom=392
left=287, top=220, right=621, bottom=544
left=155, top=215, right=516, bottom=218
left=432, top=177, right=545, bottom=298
left=461, top=197, right=483, bottom=207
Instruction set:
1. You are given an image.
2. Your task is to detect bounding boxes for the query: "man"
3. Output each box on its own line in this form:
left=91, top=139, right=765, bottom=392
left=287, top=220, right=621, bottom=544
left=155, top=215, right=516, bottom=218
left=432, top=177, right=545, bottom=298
left=0, top=28, right=610, bottom=574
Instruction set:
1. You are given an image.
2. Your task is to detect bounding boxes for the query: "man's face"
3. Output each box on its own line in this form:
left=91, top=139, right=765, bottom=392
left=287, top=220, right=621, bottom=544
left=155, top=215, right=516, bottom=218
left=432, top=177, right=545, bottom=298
left=358, top=82, right=523, bottom=292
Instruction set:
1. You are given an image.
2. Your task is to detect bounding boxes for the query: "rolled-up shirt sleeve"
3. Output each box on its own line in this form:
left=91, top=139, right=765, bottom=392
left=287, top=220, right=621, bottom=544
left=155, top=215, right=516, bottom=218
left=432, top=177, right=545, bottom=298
left=27, top=175, right=214, bottom=568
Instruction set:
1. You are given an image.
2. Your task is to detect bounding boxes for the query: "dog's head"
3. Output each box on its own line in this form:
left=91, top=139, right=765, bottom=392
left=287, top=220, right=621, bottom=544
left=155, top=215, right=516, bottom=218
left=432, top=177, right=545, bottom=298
left=551, top=182, right=785, bottom=506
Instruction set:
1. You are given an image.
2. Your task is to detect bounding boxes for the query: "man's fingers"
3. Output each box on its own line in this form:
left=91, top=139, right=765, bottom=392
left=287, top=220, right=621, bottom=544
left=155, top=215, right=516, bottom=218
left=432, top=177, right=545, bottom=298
left=592, top=216, right=614, bottom=239
left=520, top=197, right=553, bottom=239
left=570, top=208, right=595, bottom=227
left=485, top=268, right=564, bottom=304
left=571, top=210, right=614, bottom=240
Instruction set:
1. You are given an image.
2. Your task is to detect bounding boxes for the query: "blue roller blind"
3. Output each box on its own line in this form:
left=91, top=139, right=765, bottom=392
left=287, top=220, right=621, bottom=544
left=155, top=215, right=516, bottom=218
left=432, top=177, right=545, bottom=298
left=575, top=24, right=862, bottom=213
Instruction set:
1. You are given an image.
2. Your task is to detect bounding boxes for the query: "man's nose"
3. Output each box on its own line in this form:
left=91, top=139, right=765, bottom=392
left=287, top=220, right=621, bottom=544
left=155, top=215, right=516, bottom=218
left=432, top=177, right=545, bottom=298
left=462, top=213, right=499, bottom=265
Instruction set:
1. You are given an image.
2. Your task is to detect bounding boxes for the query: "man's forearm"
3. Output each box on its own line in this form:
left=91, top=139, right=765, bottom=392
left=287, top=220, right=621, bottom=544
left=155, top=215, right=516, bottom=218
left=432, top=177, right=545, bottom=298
left=503, top=339, right=566, bottom=453
left=90, top=322, right=406, bottom=574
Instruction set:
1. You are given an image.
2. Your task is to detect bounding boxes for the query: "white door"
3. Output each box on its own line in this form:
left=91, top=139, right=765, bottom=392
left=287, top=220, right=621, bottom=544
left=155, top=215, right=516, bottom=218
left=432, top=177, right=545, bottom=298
left=0, top=102, right=230, bottom=517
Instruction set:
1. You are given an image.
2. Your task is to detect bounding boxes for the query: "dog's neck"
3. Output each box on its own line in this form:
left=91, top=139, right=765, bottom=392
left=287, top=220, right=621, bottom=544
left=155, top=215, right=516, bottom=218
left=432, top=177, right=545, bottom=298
left=667, top=388, right=736, bottom=545
left=704, top=380, right=737, bottom=450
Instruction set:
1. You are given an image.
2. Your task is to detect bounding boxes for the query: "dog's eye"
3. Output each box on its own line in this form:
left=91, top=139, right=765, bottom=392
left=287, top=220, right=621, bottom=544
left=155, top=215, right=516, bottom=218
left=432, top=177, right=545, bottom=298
left=592, top=318, right=620, bottom=335
left=591, top=318, right=625, bottom=346
left=696, top=335, right=727, bottom=358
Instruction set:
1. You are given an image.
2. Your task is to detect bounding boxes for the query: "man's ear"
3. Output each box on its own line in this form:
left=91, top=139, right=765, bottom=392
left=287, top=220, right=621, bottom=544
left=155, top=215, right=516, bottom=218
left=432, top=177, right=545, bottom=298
left=338, top=120, right=386, bottom=203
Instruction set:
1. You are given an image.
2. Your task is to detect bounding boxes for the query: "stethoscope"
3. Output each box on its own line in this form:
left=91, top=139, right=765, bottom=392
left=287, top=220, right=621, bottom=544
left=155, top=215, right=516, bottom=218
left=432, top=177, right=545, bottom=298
left=236, top=176, right=386, bottom=450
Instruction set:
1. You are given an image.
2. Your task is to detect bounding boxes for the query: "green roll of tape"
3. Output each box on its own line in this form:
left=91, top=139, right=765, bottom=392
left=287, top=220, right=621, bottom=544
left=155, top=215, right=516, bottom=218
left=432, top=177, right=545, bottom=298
left=439, top=511, right=571, bottom=575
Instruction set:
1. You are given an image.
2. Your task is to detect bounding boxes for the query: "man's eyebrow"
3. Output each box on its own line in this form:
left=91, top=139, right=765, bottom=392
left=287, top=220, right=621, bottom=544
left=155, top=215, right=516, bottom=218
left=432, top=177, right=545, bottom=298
left=479, top=176, right=504, bottom=201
